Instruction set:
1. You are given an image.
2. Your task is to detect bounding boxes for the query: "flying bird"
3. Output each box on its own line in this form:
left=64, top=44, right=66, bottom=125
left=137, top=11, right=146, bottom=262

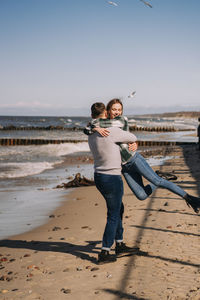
left=140, top=0, right=152, bottom=8
left=107, top=1, right=118, bottom=7
left=128, top=91, right=136, bottom=98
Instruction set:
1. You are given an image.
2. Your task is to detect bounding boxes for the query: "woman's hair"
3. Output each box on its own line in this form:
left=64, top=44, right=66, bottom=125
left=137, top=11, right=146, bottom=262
left=91, top=102, right=105, bottom=118
left=106, top=98, right=123, bottom=114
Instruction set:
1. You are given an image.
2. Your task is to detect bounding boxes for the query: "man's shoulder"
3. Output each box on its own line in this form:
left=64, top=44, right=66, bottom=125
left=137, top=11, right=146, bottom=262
left=107, top=127, right=123, bottom=133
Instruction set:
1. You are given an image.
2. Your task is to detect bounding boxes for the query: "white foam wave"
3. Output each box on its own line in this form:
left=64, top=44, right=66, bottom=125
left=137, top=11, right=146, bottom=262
left=147, top=155, right=178, bottom=166
left=0, top=142, right=90, bottom=161
left=45, top=142, right=90, bottom=156
left=0, top=162, right=57, bottom=178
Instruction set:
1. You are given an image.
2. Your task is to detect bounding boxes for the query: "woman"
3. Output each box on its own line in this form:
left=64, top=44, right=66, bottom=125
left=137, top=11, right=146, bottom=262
left=84, top=99, right=200, bottom=214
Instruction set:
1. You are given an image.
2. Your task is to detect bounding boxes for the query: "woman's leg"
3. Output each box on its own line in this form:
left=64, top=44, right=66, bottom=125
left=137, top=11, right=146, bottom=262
left=126, top=152, right=186, bottom=198
left=122, top=166, right=157, bottom=200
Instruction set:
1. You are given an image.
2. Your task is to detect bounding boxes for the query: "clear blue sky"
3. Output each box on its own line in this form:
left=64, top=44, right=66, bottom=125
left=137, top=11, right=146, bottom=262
left=0, top=0, right=200, bottom=116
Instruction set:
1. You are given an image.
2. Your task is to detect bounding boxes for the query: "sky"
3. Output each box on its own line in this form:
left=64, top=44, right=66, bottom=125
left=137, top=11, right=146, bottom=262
left=0, top=0, right=200, bottom=116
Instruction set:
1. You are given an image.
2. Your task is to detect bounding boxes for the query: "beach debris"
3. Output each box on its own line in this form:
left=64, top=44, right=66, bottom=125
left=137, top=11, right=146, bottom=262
left=49, top=214, right=55, bottom=218
left=27, top=265, right=35, bottom=270
left=61, top=288, right=71, bottom=294
left=8, top=271, right=13, bottom=275
left=63, top=268, right=70, bottom=272
left=139, top=0, right=152, bottom=8
left=128, top=91, right=136, bottom=98
left=0, top=257, right=8, bottom=262
left=91, top=267, right=99, bottom=272
left=24, top=254, right=31, bottom=257
left=94, top=291, right=100, bottom=294
left=107, top=1, right=118, bottom=6
left=56, top=173, right=94, bottom=189
left=107, top=272, right=112, bottom=278
left=85, top=266, right=91, bottom=269
left=52, top=226, right=61, bottom=231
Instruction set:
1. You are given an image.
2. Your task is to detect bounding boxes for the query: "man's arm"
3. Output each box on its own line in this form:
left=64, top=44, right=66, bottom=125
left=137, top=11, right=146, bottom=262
left=110, top=127, right=137, bottom=144
left=83, top=119, right=110, bottom=136
left=83, top=119, right=101, bottom=136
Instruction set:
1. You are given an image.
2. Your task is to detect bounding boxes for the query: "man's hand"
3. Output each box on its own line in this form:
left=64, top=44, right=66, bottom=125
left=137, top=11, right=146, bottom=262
left=128, top=142, right=138, bottom=152
left=94, top=128, right=110, bottom=137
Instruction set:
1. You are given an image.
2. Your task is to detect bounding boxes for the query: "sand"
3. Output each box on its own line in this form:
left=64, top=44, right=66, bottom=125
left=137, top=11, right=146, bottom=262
left=0, top=145, right=200, bottom=300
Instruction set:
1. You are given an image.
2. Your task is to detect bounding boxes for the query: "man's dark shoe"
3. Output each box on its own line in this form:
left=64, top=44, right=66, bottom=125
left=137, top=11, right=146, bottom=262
left=184, top=194, right=200, bottom=214
left=115, top=242, right=140, bottom=256
left=97, top=250, right=117, bottom=264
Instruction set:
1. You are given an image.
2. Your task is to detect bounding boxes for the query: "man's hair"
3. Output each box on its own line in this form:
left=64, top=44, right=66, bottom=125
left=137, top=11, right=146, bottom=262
left=91, top=102, right=105, bottom=118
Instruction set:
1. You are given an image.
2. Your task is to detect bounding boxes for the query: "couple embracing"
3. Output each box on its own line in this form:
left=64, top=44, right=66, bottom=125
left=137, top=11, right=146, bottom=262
left=85, top=99, right=200, bottom=264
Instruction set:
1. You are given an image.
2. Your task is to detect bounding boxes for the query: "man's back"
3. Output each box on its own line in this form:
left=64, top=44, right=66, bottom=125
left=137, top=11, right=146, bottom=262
left=88, top=127, right=137, bottom=175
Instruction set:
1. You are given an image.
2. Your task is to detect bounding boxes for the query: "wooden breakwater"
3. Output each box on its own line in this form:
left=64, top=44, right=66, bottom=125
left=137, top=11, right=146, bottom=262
left=129, top=126, right=195, bottom=132
left=129, top=125, right=176, bottom=132
left=0, top=138, right=196, bottom=147
left=0, top=125, right=195, bottom=132
left=0, top=139, right=86, bottom=146
left=0, top=126, right=82, bottom=131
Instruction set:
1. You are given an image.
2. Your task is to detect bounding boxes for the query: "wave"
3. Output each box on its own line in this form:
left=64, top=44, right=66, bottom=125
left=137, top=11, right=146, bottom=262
left=0, top=142, right=90, bottom=179
left=0, top=161, right=57, bottom=178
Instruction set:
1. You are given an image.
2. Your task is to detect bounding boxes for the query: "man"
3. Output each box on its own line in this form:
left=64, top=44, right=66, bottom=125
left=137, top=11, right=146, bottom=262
left=88, top=102, right=138, bottom=264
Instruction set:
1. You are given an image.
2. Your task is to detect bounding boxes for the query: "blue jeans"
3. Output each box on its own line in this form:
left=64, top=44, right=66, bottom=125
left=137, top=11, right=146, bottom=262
left=94, top=173, right=124, bottom=250
left=122, top=151, right=187, bottom=200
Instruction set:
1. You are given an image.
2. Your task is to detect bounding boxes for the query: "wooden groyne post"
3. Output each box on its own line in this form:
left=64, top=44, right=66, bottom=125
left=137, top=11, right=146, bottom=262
left=0, top=139, right=86, bottom=146
left=0, top=138, right=196, bottom=147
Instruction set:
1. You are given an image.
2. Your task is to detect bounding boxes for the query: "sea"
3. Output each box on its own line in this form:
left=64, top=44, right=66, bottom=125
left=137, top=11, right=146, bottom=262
left=0, top=115, right=198, bottom=239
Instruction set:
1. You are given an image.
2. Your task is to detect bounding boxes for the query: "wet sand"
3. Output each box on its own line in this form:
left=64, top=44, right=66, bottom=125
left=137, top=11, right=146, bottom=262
left=0, top=145, right=200, bottom=300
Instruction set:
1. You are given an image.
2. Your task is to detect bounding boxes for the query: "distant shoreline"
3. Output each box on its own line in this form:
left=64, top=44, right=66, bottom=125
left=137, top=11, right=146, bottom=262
left=0, top=110, right=200, bottom=118
left=128, top=111, right=200, bottom=119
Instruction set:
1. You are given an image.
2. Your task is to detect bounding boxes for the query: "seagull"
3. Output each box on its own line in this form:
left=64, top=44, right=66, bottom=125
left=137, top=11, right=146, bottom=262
left=128, top=91, right=136, bottom=98
left=140, top=0, right=152, bottom=8
left=107, top=1, right=118, bottom=7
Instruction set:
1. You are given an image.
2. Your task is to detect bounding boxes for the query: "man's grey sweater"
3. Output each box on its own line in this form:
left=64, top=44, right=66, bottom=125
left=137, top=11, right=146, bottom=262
left=88, top=127, right=137, bottom=175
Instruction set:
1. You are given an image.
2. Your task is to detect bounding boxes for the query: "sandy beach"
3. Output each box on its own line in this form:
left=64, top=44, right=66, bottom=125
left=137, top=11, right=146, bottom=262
left=0, top=144, right=200, bottom=300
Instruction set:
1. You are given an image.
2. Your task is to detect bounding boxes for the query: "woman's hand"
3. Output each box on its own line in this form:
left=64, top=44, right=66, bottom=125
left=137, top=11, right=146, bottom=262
left=128, top=142, right=138, bottom=152
left=93, top=128, right=110, bottom=137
